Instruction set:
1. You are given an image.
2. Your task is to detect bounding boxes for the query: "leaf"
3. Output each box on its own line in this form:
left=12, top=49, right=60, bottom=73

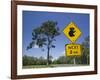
left=26, top=41, right=35, bottom=50
left=51, top=45, right=55, bottom=48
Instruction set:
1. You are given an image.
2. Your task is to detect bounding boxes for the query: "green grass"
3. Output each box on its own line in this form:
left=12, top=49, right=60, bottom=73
left=23, top=64, right=89, bottom=69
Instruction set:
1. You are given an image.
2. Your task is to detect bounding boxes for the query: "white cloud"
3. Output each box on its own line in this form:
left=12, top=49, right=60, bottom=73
left=34, top=45, right=39, bottom=48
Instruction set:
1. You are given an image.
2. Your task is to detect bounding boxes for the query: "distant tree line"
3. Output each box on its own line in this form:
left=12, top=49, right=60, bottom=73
left=23, top=56, right=47, bottom=66
left=23, top=55, right=71, bottom=66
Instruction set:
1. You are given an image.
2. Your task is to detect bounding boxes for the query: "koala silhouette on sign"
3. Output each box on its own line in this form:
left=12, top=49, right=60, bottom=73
left=69, top=27, right=76, bottom=37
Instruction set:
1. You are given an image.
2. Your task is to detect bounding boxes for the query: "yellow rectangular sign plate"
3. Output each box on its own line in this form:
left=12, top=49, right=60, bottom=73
left=65, top=44, right=81, bottom=56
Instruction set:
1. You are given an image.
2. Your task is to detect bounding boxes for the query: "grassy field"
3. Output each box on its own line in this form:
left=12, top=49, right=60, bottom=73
left=23, top=64, right=89, bottom=69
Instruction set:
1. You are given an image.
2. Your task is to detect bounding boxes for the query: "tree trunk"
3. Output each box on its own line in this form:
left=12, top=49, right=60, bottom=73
left=47, top=37, right=51, bottom=65
left=47, top=46, right=50, bottom=65
left=87, top=55, right=89, bottom=64
left=73, top=57, right=76, bottom=65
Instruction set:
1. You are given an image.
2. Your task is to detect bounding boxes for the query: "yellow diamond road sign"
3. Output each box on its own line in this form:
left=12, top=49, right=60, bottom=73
left=63, top=22, right=81, bottom=43
left=65, top=44, right=81, bottom=57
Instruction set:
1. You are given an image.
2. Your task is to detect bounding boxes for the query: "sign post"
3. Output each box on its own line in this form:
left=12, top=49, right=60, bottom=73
left=63, top=22, right=82, bottom=64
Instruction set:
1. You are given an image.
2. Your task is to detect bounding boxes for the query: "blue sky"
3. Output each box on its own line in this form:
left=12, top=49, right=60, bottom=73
left=22, top=11, right=89, bottom=59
